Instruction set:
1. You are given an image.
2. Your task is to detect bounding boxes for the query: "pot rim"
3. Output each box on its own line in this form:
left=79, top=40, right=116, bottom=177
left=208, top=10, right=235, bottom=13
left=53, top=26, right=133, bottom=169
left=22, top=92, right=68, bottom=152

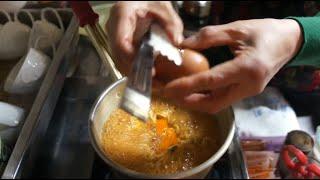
left=89, top=78, right=236, bottom=179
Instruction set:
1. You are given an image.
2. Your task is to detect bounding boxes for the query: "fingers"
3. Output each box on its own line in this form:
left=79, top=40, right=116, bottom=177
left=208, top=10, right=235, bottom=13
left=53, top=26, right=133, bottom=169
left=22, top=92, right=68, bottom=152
left=181, top=24, right=242, bottom=50
left=147, top=2, right=184, bottom=45
left=106, top=4, right=136, bottom=55
left=177, top=85, right=238, bottom=114
left=163, top=59, right=241, bottom=99
left=106, top=3, right=137, bottom=75
left=106, top=2, right=183, bottom=76
left=132, top=13, right=152, bottom=45
left=163, top=56, right=270, bottom=114
left=163, top=59, right=247, bottom=114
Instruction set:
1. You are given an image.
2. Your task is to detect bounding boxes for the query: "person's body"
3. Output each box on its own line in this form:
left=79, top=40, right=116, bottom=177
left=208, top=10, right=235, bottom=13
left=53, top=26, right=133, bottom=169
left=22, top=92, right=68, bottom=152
left=106, top=1, right=320, bottom=114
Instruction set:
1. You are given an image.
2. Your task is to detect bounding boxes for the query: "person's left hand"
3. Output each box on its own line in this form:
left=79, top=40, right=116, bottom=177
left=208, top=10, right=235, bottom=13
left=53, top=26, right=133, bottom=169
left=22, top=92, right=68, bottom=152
left=106, top=1, right=183, bottom=76
left=163, top=19, right=303, bottom=114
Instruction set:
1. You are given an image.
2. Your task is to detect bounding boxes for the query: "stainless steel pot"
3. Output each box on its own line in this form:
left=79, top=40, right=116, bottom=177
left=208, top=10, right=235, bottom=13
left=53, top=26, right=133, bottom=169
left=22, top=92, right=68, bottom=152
left=88, top=77, right=236, bottom=179
left=85, top=10, right=236, bottom=178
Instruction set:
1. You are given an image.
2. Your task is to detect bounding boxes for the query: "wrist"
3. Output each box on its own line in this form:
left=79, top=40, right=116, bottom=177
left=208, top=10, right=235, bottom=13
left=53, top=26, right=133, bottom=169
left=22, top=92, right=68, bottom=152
left=279, top=19, right=303, bottom=62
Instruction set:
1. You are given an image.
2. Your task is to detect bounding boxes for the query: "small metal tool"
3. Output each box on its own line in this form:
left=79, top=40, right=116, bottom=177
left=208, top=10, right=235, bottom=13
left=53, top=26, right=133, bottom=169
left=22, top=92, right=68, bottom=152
left=120, top=32, right=154, bottom=121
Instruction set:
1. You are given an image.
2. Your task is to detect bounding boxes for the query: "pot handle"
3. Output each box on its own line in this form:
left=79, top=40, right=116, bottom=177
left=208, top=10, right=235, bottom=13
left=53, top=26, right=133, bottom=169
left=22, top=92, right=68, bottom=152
left=70, top=1, right=123, bottom=82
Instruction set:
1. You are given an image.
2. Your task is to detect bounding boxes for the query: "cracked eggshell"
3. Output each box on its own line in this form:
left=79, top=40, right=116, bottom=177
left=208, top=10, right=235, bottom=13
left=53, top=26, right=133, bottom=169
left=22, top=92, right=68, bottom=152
left=149, top=24, right=182, bottom=66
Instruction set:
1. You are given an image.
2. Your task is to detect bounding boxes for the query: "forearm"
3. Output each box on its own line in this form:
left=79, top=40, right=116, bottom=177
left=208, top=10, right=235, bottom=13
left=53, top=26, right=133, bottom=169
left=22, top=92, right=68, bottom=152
left=271, top=12, right=320, bottom=92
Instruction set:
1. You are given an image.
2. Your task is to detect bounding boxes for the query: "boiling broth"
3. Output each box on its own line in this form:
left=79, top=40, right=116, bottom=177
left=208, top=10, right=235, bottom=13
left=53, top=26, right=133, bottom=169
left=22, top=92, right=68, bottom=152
left=101, top=96, right=220, bottom=175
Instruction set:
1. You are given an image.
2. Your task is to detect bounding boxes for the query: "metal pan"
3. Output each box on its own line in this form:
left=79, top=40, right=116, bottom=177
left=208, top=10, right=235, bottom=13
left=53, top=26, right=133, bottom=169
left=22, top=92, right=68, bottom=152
left=87, top=30, right=236, bottom=179
left=89, top=78, right=235, bottom=179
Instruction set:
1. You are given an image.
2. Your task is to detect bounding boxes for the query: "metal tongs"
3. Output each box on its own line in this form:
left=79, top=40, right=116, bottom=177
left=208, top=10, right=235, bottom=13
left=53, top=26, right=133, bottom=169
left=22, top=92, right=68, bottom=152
left=120, top=32, right=154, bottom=121
left=71, top=1, right=153, bottom=122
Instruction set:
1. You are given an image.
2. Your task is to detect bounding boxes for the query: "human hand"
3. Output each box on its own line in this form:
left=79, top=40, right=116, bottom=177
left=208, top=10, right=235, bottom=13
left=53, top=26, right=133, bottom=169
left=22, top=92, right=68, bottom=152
left=163, top=19, right=302, bottom=114
left=106, top=1, right=183, bottom=76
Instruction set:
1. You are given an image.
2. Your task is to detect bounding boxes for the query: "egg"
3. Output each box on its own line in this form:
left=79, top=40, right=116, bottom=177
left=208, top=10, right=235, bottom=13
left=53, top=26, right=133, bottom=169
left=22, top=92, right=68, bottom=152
left=154, top=49, right=210, bottom=83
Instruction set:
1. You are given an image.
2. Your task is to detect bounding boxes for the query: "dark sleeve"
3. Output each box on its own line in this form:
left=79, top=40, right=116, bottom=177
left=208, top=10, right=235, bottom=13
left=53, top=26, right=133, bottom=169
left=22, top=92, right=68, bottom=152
left=286, top=12, right=320, bottom=67
left=270, top=12, right=320, bottom=92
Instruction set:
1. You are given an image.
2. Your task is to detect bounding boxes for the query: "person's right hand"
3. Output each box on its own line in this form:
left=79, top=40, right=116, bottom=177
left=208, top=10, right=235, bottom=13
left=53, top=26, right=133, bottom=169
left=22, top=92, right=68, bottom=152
left=163, top=19, right=303, bottom=114
left=106, top=1, right=184, bottom=76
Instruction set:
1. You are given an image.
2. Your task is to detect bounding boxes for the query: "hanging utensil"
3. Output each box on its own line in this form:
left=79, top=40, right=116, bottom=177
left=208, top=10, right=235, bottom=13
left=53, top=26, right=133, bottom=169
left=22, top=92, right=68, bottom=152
left=70, top=1, right=122, bottom=82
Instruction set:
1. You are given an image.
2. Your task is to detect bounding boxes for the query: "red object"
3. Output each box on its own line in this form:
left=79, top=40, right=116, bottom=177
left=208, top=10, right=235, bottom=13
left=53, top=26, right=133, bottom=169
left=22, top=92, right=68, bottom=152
left=307, top=71, right=320, bottom=91
left=282, top=145, right=320, bottom=178
left=70, top=1, right=99, bottom=27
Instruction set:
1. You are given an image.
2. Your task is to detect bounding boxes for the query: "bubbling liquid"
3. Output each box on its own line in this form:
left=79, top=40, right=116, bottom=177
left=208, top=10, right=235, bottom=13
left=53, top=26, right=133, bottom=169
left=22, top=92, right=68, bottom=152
left=101, top=96, right=220, bottom=175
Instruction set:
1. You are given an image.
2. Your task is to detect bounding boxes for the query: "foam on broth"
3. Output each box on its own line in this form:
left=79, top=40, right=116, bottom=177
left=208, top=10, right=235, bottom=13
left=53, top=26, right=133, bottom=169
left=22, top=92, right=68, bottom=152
left=101, top=96, right=220, bottom=175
